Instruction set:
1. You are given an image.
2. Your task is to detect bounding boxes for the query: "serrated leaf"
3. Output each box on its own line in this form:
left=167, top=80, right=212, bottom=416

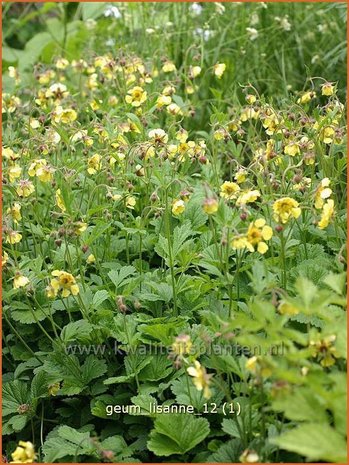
left=271, top=423, right=347, bottom=463
left=147, top=414, right=210, bottom=456
left=43, top=426, right=94, bottom=462
left=92, top=290, right=110, bottom=308
left=2, top=380, right=30, bottom=416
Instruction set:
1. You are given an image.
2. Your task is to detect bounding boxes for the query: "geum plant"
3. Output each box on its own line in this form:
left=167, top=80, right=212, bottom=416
left=2, top=36, right=347, bottom=463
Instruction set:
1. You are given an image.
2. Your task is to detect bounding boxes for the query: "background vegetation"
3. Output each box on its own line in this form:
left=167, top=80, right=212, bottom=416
left=2, top=2, right=347, bottom=464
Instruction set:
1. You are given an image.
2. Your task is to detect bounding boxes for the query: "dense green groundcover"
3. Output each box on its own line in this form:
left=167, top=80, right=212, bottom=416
left=2, top=2, right=347, bottom=463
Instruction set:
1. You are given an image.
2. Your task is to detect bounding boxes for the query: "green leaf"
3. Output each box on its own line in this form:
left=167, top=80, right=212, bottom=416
left=81, top=2, right=107, bottom=20
left=108, top=266, right=136, bottom=292
left=138, top=354, right=174, bottom=382
left=61, top=320, right=94, bottom=343
left=271, top=423, right=347, bottom=463
left=43, top=426, right=95, bottom=462
left=272, top=387, right=328, bottom=423
left=2, top=380, right=30, bottom=416
left=323, top=272, right=346, bottom=295
left=207, top=438, right=242, bottom=462
left=92, top=290, right=110, bottom=308
left=147, top=414, right=210, bottom=456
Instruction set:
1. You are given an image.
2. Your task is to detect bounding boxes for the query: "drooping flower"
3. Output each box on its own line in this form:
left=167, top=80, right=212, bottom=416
left=236, top=189, right=260, bottom=206
left=321, top=82, right=335, bottom=96
left=11, top=440, right=36, bottom=463
left=53, top=106, right=77, bottom=124
left=162, top=61, right=176, bottom=73
left=273, top=197, right=301, bottom=223
left=55, top=189, right=66, bottom=212
left=320, top=126, right=335, bottom=144
left=46, top=270, right=79, bottom=298
left=318, top=199, right=335, bottom=229
left=203, top=198, right=219, bottom=215
left=16, top=180, right=35, bottom=198
left=172, top=199, right=186, bottom=216
left=5, top=231, right=22, bottom=244
left=86, top=254, right=96, bottom=264
left=213, top=63, right=226, bottom=79
left=284, top=141, right=300, bottom=157
left=297, top=91, right=315, bottom=104
left=239, top=449, right=260, bottom=463
left=13, top=274, right=29, bottom=289
left=8, top=165, right=22, bottom=183
left=314, top=178, right=332, bottom=209
left=187, top=360, right=212, bottom=399
left=172, top=334, right=192, bottom=356
left=7, top=203, right=22, bottom=223
left=87, top=154, right=102, bottom=174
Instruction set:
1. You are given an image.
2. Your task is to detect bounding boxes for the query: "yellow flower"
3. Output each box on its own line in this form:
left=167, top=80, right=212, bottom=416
left=87, top=154, right=102, bottom=174
left=273, top=197, right=301, bottom=223
left=47, top=270, right=79, bottom=298
left=297, top=91, right=315, bottom=104
left=16, top=180, right=35, bottom=198
left=236, top=189, right=260, bottom=206
left=321, top=82, right=335, bottom=96
left=284, top=141, right=300, bottom=157
left=8, top=165, right=22, bottom=183
left=53, top=106, right=77, bottom=124
left=46, top=83, right=69, bottom=100
left=239, top=449, right=259, bottom=463
left=220, top=181, right=240, bottom=200
left=320, top=126, right=335, bottom=144
left=232, top=219, right=273, bottom=254
left=87, top=254, right=96, bottom=264
left=11, top=440, right=36, bottom=463
left=318, top=199, right=335, bottom=229
left=55, top=57, right=69, bottom=69
left=246, top=94, right=257, bottom=104
left=189, top=65, right=201, bottom=78
left=36, top=164, right=54, bottom=183
left=2, top=93, right=21, bottom=113
left=13, top=274, right=29, bottom=289
left=48, top=382, right=60, bottom=396
left=310, top=335, right=338, bottom=367
left=156, top=94, right=172, bottom=108
left=7, top=203, right=22, bottom=223
left=148, top=128, right=168, bottom=144
left=126, top=196, right=136, bottom=209
left=246, top=356, right=272, bottom=377
left=187, top=361, right=212, bottom=399
left=314, top=178, right=332, bottom=209
left=278, top=301, right=299, bottom=315
left=162, top=61, right=176, bottom=73
left=167, top=103, right=182, bottom=116
left=2, top=251, right=9, bottom=267
left=125, top=86, right=147, bottom=107
left=172, top=199, right=186, bottom=216
left=234, top=169, right=247, bottom=184
left=28, top=159, right=53, bottom=182
left=203, top=198, right=219, bottom=215
left=3, top=146, right=19, bottom=161
left=6, top=231, right=22, bottom=244
left=74, top=222, right=87, bottom=235
left=8, top=66, right=20, bottom=83
left=172, top=334, right=192, bottom=356
left=214, top=63, right=226, bottom=79
left=242, top=107, right=260, bottom=121
left=55, top=189, right=66, bottom=212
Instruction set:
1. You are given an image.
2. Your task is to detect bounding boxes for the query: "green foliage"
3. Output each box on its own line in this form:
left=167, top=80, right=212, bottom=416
left=2, top=2, right=347, bottom=464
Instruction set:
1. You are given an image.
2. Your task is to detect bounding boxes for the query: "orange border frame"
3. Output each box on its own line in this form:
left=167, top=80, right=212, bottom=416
left=0, top=1, right=348, bottom=464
